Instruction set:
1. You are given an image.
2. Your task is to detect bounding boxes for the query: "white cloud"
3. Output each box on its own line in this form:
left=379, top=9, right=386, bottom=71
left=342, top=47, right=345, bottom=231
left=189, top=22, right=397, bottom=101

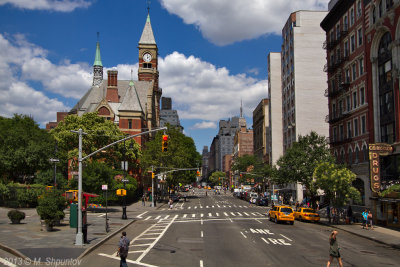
left=160, top=0, right=329, bottom=45
left=191, top=121, right=217, bottom=130
left=159, top=52, right=268, bottom=123
left=0, top=0, right=92, bottom=12
left=0, top=33, right=70, bottom=125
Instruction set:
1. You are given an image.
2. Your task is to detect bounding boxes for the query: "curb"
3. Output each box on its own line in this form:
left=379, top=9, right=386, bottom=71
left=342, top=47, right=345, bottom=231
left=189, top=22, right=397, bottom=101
left=319, top=221, right=400, bottom=250
left=77, top=218, right=136, bottom=260
left=0, top=242, right=30, bottom=261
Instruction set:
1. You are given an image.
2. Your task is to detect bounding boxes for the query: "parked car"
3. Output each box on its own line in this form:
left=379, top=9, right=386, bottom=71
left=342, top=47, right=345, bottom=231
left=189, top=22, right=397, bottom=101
left=294, top=207, right=320, bottom=222
left=269, top=205, right=294, bottom=225
left=256, top=197, right=268, bottom=206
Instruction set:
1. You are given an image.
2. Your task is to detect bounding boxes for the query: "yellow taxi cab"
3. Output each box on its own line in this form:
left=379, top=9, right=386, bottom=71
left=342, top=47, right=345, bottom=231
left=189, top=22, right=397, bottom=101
left=268, top=205, right=294, bottom=225
left=294, top=207, right=320, bottom=222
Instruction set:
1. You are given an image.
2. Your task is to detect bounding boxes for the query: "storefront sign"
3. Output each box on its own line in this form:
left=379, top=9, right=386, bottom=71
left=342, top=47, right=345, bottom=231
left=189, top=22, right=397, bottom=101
left=369, top=143, right=393, bottom=192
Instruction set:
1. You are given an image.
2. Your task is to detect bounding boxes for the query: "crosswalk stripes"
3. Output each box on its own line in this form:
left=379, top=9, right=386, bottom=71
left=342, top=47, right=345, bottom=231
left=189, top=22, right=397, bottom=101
left=138, top=212, right=266, bottom=221
left=159, top=205, right=268, bottom=211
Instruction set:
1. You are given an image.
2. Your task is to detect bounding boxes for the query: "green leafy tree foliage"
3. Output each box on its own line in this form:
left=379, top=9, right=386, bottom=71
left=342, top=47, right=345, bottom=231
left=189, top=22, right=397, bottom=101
left=0, top=115, right=54, bottom=182
left=35, top=170, right=67, bottom=189
left=274, top=131, right=334, bottom=199
left=209, top=171, right=226, bottom=185
left=50, top=112, right=141, bottom=175
left=314, top=162, right=361, bottom=207
left=36, top=189, right=66, bottom=225
left=381, top=184, right=400, bottom=198
left=141, top=126, right=201, bottom=188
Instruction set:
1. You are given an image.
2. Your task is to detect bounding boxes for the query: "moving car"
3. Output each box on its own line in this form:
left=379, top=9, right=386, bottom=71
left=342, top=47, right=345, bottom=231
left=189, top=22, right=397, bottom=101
left=294, top=207, right=320, bottom=222
left=269, top=205, right=294, bottom=225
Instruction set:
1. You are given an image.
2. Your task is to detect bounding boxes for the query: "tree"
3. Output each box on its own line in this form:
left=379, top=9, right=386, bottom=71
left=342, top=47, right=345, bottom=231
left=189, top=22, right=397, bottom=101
left=314, top=162, right=361, bottom=208
left=209, top=171, right=226, bottom=185
left=50, top=113, right=141, bottom=175
left=0, top=115, right=54, bottom=182
left=141, top=125, right=201, bottom=188
left=274, top=131, right=334, bottom=201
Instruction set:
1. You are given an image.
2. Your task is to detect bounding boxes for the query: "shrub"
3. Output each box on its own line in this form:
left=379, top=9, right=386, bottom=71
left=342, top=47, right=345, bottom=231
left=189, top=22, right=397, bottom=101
left=7, top=209, right=25, bottom=223
left=36, top=190, right=66, bottom=225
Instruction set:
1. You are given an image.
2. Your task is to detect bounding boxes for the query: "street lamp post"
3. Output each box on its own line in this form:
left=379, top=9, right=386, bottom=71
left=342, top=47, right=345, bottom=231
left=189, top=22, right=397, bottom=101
left=122, top=138, right=127, bottom=220
left=49, top=141, right=59, bottom=188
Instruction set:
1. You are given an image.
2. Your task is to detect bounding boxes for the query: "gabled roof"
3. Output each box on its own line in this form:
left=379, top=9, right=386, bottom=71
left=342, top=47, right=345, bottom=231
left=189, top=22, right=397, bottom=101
left=139, top=14, right=156, bottom=45
left=119, top=80, right=144, bottom=112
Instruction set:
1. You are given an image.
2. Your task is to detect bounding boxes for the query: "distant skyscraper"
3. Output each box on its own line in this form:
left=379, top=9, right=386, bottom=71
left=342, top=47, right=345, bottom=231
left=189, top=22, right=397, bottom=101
left=160, top=97, right=183, bottom=131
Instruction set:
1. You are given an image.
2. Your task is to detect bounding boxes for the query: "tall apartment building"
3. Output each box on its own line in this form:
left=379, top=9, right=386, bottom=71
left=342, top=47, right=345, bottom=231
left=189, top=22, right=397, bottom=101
left=201, top=146, right=210, bottom=181
left=321, top=0, right=370, bottom=206
left=253, top=99, right=270, bottom=163
left=160, top=97, right=183, bottom=131
left=268, top=53, right=283, bottom=165
left=281, top=11, right=329, bottom=154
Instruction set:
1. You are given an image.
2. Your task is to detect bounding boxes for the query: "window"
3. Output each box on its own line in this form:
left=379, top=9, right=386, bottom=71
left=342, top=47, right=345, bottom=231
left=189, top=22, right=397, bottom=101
left=359, top=58, right=364, bottom=74
left=345, top=69, right=351, bottom=83
left=336, top=24, right=341, bottom=40
left=339, top=100, right=343, bottom=115
left=372, top=7, right=376, bottom=24
left=361, top=115, right=366, bottom=134
left=340, top=124, right=344, bottom=140
left=352, top=63, right=357, bottom=81
left=357, top=1, right=362, bottom=17
left=360, top=87, right=365, bottom=105
left=350, top=8, right=355, bottom=26
left=330, top=31, right=335, bottom=42
left=344, top=40, right=349, bottom=57
left=332, top=103, right=337, bottom=118
left=353, top=91, right=357, bottom=108
left=344, top=15, right=349, bottom=31
left=347, top=95, right=351, bottom=111
left=347, top=121, right=352, bottom=138
left=386, top=0, right=394, bottom=10
left=379, top=1, right=383, bottom=17
left=355, top=147, right=359, bottom=163
left=358, top=28, right=363, bottom=46
left=128, top=119, right=132, bottom=129
left=348, top=148, right=353, bottom=164
left=333, top=127, right=338, bottom=142
left=362, top=145, right=368, bottom=161
left=351, top=34, right=356, bottom=52
left=354, top=118, right=359, bottom=136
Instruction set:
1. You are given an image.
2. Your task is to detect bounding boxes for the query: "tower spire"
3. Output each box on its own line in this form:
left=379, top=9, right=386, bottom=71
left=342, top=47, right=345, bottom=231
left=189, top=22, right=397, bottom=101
left=92, top=32, right=103, bottom=86
left=147, top=0, right=151, bottom=14
left=240, top=99, right=243, bottom=118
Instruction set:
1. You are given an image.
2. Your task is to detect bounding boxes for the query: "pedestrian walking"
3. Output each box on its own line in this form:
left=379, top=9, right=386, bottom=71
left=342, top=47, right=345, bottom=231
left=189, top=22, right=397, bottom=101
left=368, top=210, right=373, bottom=230
left=169, top=198, right=173, bottom=209
left=141, top=194, right=145, bottom=206
left=117, top=231, right=130, bottom=267
left=362, top=209, right=368, bottom=229
left=327, top=230, right=343, bottom=267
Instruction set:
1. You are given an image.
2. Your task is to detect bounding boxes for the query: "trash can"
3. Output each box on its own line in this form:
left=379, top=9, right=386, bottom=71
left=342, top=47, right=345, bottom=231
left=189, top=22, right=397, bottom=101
left=70, top=203, right=77, bottom=228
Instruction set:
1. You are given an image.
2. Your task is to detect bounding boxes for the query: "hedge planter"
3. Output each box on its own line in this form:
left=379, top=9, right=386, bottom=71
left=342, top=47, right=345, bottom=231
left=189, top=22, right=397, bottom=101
left=7, top=209, right=25, bottom=224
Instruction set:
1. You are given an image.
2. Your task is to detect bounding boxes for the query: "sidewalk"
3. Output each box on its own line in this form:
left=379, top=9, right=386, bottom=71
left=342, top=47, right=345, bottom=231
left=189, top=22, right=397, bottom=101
left=0, top=199, right=167, bottom=263
left=318, top=217, right=400, bottom=249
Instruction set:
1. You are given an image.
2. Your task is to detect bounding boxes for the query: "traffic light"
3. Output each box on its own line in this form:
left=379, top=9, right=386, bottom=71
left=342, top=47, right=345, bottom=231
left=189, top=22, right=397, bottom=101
left=196, top=170, right=200, bottom=176
left=152, top=172, right=155, bottom=179
left=162, top=135, right=168, bottom=152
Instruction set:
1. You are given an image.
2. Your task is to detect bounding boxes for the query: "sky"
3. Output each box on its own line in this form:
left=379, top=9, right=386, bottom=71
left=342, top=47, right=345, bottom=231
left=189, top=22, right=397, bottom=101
left=0, top=0, right=329, bottom=152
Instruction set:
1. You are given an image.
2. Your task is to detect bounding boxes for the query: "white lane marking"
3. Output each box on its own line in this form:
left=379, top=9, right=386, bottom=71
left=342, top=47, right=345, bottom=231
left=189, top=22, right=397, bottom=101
left=155, top=216, right=161, bottom=220
left=240, top=232, right=247, bottom=238
left=255, top=219, right=262, bottom=224
left=243, top=212, right=250, bottom=216
left=280, top=234, right=293, bottom=242
left=261, top=237, right=270, bottom=244
left=212, top=205, right=215, bottom=208
left=229, top=217, right=233, bottom=223
left=237, top=212, right=243, bottom=216
left=223, top=205, right=226, bottom=208
left=137, top=211, right=148, bottom=218
left=208, top=213, right=212, bottom=217
left=228, top=205, right=231, bottom=208
left=200, top=206, right=203, bottom=208
left=201, top=218, right=203, bottom=225
left=200, top=260, right=204, bottom=267
left=230, top=212, right=236, bottom=216
left=216, top=212, right=220, bottom=216
left=201, top=231, right=204, bottom=237
left=164, top=215, right=170, bottom=219
left=192, top=214, right=196, bottom=218
left=144, top=216, right=151, bottom=221
left=224, top=212, right=228, bottom=216
left=129, top=250, right=146, bottom=253
left=133, top=243, right=153, bottom=246
left=183, top=214, right=187, bottom=218
left=217, top=204, right=220, bottom=207
left=194, top=206, right=197, bottom=209
left=239, top=205, right=243, bottom=208
left=0, top=258, right=17, bottom=267
left=233, top=205, right=237, bottom=207
left=206, top=206, right=209, bottom=208
left=251, top=212, right=258, bottom=216
left=188, top=206, right=192, bottom=209
left=98, top=213, right=106, bottom=217
left=201, top=213, right=204, bottom=218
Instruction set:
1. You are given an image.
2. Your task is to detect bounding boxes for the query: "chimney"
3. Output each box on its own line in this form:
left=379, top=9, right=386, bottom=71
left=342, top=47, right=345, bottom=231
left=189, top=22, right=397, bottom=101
left=106, top=70, right=119, bottom=102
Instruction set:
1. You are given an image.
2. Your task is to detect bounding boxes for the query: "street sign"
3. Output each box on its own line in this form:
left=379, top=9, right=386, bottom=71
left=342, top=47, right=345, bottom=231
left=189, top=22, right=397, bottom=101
left=102, top=185, right=108, bottom=190
left=121, top=161, right=128, bottom=171
left=49, top=158, right=59, bottom=163
left=121, top=179, right=129, bottom=183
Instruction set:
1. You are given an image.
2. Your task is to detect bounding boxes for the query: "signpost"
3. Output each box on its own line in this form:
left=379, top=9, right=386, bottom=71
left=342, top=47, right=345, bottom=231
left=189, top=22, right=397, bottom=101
left=369, top=143, right=393, bottom=192
left=102, top=185, right=109, bottom=232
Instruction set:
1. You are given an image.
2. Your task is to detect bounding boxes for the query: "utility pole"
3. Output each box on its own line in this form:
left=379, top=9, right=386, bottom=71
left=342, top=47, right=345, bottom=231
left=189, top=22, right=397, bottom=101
left=151, top=166, right=154, bottom=207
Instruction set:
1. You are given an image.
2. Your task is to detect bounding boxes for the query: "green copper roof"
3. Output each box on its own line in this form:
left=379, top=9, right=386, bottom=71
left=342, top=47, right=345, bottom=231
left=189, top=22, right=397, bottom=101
left=147, top=13, right=151, bottom=23
left=93, top=41, right=102, bottom=67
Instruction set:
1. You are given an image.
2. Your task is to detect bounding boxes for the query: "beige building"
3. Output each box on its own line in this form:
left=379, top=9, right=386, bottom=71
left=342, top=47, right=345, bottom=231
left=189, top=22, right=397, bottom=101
left=268, top=52, right=283, bottom=166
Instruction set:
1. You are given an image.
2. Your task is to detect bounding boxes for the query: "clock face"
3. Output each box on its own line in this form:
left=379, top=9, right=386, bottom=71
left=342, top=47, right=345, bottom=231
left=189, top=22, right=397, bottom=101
left=143, top=53, right=152, bottom=62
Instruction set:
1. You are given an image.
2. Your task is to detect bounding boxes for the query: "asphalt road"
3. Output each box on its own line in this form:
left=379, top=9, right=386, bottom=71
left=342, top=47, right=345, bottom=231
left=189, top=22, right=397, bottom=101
left=81, top=189, right=400, bottom=267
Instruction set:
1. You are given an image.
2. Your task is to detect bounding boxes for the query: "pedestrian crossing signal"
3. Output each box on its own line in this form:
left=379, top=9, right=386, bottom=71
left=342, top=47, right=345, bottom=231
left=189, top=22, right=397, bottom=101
left=162, top=135, right=168, bottom=152
left=196, top=171, right=200, bottom=176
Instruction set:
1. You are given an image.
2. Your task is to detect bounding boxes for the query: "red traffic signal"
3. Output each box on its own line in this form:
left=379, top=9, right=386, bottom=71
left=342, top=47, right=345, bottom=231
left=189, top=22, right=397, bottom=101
left=162, top=135, right=168, bottom=152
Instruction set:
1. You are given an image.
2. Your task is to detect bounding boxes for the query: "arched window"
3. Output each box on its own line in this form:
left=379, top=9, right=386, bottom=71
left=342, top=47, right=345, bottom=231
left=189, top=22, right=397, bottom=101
left=348, top=147, right=353, bottom=165
left=378, top=32, right=395, bottom=143
left=362, top=145, right=368, bottom=162
left=372, top=6, right=376, bottom=24
left=355, top=146, right=359, bottom=163
left=379, top=1, right=383, bottom=17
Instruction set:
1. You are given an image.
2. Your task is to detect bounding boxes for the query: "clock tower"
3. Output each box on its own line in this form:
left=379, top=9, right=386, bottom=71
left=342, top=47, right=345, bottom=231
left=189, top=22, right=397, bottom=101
left=138, top=13, right=158, bottom=88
